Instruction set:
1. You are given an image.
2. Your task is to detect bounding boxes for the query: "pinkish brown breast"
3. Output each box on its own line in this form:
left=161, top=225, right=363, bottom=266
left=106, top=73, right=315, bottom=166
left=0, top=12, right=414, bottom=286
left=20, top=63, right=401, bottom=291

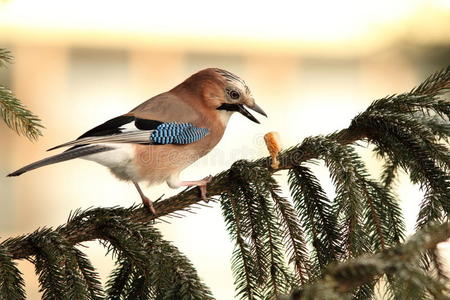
left=132, top=118, right=225, bottom=185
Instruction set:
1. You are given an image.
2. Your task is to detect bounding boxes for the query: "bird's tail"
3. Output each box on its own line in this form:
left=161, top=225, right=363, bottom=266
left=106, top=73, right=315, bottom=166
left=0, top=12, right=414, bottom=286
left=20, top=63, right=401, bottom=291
left=7, top=145, right=114, bottom=177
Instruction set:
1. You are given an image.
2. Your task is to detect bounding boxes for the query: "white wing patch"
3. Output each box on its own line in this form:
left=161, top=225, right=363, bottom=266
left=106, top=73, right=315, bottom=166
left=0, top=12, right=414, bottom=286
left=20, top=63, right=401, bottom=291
left=50, top=131, right=154, bottom=149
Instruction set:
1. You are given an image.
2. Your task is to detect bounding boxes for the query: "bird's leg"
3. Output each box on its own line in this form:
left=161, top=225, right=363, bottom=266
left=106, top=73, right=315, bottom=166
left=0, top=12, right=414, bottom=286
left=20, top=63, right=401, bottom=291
left=133, top=181, right=156, bottom=214
left=179, top=175, right=212, bottom=202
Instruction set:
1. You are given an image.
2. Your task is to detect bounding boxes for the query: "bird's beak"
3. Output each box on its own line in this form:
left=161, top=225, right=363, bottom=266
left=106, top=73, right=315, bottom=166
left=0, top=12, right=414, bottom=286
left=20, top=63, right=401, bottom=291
left=240, top=103, right=267, bottom=124
left=216, top=102, right=267, bottom=123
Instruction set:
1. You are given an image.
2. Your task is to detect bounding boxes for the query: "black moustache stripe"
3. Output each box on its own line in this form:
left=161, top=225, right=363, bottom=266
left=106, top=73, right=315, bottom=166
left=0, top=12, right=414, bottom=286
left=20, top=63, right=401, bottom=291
left=217, top=103, right=241, bottom=112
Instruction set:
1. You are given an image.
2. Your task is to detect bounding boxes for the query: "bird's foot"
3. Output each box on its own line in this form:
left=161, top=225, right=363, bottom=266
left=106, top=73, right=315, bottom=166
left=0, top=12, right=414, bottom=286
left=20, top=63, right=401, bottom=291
left=141, top=196, right=156, bottom=215
left=198, top=175, right=212, bottom=202
left=133, top=181, right=156, bottom=215
left=180, top=175, right=212, bottom=202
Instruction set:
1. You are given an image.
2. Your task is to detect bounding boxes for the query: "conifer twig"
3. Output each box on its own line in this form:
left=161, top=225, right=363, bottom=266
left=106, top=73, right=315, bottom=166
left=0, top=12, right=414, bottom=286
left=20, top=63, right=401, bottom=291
left=0, top=49, right=43, bottom=140
left=288, top=222, right=450, bottom=299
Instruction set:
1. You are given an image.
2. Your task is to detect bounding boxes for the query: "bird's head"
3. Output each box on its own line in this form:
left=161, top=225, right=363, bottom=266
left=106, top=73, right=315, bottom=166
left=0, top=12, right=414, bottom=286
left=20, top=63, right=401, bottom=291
left=181, top=68, right=267, bottom=124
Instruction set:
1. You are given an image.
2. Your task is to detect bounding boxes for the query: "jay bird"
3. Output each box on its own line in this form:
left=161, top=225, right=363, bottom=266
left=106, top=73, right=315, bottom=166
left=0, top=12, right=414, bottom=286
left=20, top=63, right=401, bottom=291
left=8, top=68, right=267, bottom=214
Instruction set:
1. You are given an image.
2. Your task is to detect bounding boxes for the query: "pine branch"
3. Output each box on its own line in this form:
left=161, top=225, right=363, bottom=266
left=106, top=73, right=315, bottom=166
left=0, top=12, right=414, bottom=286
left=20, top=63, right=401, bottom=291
left=269, top=186, right=311, bottom=284
left=0, top=49, right=13, bottom=68
left=90, top=207, right=214, bottom=300
left=105, top=258, right=133, bottom=299
left=0, top=65, right=449, bottom=300
left=353, top=282, right=375, bottom=300
left=0, top=246, right=25, bottom=300
left=411, top=66, right=450, bottom=96
left=289, top=222, right=450, bottom=300
left=126, top=270, right=155, bottom=300
left=295, top=137, right=373, bottom=258
left=0, top=86, right=44, bottom=140
left=0, top=48, right=43, bottom=140
left=154, top=239, right=214, bottom=299
left=222, top=162, right=293, bottom=299
left=30, top=229, right=90, bottom=300
left=351, top=73, right=450, bottom=230
left=288, top=164, right=341, bottom=275
left=230, top=163, right=269, bottom=287
left=258, top=186, right=294, bottom=299
left=360, top=179, right=387, bottom=250
left=73, top=249, right=105, bottom=300
left=362, top=180, right=405, bottom=247
left=351, top=109, right=450, bottom=228
left=221, top=194, right=262, bottom=300
left=380, top=158, right=399, bottom=188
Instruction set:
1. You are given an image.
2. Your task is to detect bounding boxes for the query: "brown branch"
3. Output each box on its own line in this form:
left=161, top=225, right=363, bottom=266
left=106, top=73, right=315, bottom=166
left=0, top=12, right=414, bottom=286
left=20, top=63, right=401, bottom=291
left=2, top=128, right=365, bottom=261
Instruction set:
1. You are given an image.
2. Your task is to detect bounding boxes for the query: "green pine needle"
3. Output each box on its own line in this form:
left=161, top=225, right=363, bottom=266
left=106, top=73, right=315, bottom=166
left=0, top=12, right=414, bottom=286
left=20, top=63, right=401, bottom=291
left=291, top=222, right=450, bottom=299
left=0, top=86, right=43, bottom=140
left=270, top=185, right=311, bottom=284
left=288, top=164, right=341, bottom=275
left=95, top=209, right=214, bottom=300
left=0, top=246, right=26, bottom=300
left=0, top=49, right=13, bottom=68
left=0, top=48, right=43, bottom=140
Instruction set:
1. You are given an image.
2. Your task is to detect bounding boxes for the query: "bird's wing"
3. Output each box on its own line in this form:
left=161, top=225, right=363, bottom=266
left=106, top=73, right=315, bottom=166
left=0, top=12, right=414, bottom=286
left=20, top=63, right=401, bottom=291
left=49, top=92, right=208, bottom=151
left=48, top=115, right=209, bottom=151
left=129, top=92, right=200, bottom=123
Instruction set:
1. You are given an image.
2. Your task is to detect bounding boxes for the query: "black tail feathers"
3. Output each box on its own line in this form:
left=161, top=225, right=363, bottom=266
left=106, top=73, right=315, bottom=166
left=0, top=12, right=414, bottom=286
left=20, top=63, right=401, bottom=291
left=7, top=145, right=113, bottom=177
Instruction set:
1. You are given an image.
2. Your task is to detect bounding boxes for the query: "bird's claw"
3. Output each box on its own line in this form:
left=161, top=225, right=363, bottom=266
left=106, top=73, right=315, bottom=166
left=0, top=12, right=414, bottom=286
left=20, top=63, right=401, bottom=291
left=199, top=175, right=212, bottom=202
left=142, top=196, right=157, bottom=215
left=202, top=175, right=213, bottom=183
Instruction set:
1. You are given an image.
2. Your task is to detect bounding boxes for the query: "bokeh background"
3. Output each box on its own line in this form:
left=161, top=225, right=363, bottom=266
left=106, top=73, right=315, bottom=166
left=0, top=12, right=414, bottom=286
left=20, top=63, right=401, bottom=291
left=1, top=0, right=449, bottom=299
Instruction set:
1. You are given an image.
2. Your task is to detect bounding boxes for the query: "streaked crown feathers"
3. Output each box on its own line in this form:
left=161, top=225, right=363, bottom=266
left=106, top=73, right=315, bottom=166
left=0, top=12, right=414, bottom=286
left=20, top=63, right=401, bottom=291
left=213, top=68, right=251, bottom=94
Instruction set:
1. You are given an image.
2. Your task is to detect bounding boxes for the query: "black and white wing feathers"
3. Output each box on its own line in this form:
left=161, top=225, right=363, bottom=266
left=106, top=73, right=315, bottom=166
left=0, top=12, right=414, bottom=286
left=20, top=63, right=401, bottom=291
left=48, top=115, right=209, bottom=151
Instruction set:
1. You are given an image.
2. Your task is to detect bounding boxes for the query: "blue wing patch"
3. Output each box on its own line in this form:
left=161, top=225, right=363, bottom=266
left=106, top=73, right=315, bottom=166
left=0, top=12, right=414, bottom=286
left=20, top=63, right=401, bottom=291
left=150, top=123, right=209, bottom=145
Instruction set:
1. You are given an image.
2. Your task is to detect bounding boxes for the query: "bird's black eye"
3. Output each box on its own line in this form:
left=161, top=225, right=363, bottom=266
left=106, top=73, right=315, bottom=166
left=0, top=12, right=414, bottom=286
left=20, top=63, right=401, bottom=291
left=229, top=90, right=240, bottom=100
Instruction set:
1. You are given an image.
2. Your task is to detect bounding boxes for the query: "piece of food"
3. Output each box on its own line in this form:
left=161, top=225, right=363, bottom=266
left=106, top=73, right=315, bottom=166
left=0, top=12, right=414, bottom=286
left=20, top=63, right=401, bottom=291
left=264, top=131, right=282, bottom=169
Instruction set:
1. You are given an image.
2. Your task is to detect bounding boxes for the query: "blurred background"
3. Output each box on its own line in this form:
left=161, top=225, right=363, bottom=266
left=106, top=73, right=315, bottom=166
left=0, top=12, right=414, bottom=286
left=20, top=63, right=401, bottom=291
left=0, top=0, right=449, bottom=299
